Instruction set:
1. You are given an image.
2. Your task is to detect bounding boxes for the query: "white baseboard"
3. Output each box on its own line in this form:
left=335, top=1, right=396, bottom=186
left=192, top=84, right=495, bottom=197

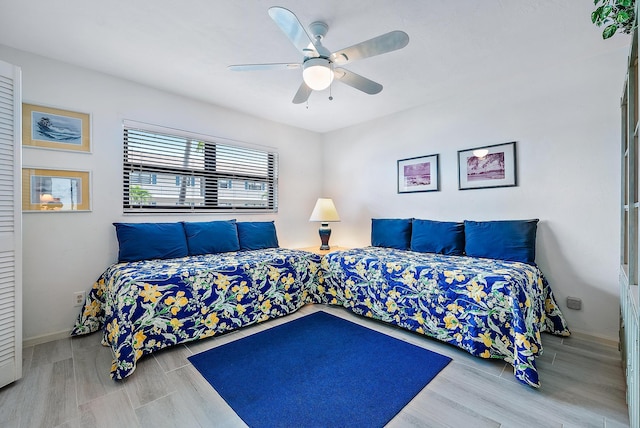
left=568, top=329, right=619, bottom=348
left=23, top=329, right=73, bottom=348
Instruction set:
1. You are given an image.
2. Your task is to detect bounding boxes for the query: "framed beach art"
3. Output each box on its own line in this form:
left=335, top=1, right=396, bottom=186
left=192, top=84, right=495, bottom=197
left=22, top=168, right=91, bottom=212
left=22, top=103, right=91, bottom=152
left=458, top=141, right=517, bottom=190
left=397, top=154, right=439, bottom=193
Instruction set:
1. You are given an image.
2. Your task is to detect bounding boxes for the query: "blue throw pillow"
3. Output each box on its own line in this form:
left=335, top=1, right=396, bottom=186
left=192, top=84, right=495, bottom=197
left=236, top=221, right=279, bottom=250
left=182, top=220, right=240, bottom=255
left=113, top=222, right=189, bottom=263
left=371, top=218, right=412, bottom=250
left=411, top=219, right=464, bottom=256
left=464, top=219, right=539, bottom=264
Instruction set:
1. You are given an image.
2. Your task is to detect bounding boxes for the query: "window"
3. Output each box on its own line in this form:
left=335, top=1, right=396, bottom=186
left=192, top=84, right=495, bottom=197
left=245, top=181, right=266, bottom=191
left=130, top=172, right=157, bottom=185
left=123, top=123, right=278, bottom=212
left=175, top=176, right=196, bottom=187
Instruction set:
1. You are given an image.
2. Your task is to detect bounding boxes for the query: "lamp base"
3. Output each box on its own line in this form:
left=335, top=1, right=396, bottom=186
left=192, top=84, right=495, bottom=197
left=318, top=223, right=331, bottom=250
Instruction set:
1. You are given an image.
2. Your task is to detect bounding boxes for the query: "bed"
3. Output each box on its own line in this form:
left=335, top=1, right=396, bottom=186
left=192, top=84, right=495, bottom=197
left=71, top=247, right=321, bottom=379
left=317, top=246, right=569, bottom=387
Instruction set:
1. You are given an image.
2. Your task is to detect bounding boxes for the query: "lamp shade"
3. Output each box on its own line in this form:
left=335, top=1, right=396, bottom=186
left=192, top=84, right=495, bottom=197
left=302, top=58, right=334, bottom=91
left=309, top=198, right=340, bottom=222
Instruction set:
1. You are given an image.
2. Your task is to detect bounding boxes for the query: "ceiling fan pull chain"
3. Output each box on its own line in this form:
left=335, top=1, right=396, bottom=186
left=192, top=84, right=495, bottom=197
left=329, top=64, right=334, bottom=101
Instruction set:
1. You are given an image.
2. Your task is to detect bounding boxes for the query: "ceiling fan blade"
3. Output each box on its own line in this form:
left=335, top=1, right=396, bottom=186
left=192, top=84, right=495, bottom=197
left=292, top=82, right=313, bottom=104
left=228, top=63, right=301, bottom=72
left=330, top=31, right=409, bottom=65
left=268, top=7, right=317, bottom=56
left=334, top=68, right=383, bottom=94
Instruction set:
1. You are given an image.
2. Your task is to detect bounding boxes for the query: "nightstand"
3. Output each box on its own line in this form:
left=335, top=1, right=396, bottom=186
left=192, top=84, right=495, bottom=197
left=297, top=246, right=349, bottom=256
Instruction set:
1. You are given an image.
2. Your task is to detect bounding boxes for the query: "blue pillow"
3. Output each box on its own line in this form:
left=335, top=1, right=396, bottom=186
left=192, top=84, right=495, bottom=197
left=371, top=218, right=412, bottom=250
left=411, top=219, right=464, bottom=256
left=464, top=219, right=539, bottom=264
left=182, top=220, right=240, bottom=255
left=236, top=221, right=279, bottom=250
left=113, top=222, right=188, bottom=263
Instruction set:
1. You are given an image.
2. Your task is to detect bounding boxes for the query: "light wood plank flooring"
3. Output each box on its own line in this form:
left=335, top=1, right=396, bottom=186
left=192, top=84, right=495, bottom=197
left=0, top=305, right=631, bottom=427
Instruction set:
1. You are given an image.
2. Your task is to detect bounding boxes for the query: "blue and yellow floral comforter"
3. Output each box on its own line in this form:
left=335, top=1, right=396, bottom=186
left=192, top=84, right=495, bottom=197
left=71, top=248, right=321, bottom=380
left=316, top=247, right=570, bottom=387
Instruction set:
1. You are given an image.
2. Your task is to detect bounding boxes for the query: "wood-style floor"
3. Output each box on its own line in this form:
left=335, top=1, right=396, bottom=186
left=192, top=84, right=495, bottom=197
left=0, top=304, right=631, bottom=427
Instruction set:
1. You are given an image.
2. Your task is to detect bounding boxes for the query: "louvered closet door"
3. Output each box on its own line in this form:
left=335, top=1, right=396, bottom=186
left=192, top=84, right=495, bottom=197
left=0, top=60, right=22, bottom=388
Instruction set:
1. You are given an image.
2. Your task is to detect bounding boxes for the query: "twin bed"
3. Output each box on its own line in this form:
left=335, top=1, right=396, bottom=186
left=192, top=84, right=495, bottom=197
left=72, top=248, right=321, bottom=380
left=317, top=247, right=568, bottom=387
left=72, top=219, right=570, bottom=388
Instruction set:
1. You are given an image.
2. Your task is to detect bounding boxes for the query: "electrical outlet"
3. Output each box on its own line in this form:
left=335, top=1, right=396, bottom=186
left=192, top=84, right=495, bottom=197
left=73, top=291, right=86, bottom=307
left=566, top=296, right=582, bottom=310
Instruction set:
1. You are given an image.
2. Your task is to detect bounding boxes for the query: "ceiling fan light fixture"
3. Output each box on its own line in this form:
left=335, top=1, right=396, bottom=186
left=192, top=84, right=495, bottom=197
left=302, top=58, right=334, bottom=91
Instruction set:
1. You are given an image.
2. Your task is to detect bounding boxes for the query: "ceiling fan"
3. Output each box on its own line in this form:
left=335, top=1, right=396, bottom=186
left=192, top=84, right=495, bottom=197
left=228, top=7, right=410, bottom=104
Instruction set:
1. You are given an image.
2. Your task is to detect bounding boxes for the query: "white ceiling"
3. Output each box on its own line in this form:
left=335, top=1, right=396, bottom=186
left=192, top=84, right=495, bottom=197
left=0, top=0, right=630, bottom=133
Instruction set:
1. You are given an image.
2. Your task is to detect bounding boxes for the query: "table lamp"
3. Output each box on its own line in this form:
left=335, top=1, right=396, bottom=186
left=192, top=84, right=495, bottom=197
left=309, top=198, right=341, bottom=250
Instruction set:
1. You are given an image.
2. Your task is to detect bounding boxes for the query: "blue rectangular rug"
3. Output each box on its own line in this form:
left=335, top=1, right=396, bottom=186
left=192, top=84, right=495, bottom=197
left=188, top=311, right=451, bottom=427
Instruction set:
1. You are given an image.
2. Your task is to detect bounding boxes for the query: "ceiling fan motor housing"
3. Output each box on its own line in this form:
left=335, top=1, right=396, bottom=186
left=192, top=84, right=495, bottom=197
left=309, top=21, right=329, bottom=40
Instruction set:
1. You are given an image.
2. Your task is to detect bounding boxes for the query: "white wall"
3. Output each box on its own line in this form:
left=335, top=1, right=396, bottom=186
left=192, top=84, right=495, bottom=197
left=323, top=47, right=628, bottom=341
left=0, top=46, right=324, bottom=342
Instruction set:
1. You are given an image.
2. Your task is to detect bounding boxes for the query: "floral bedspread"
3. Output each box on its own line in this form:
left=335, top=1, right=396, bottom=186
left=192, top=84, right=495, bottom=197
left=71, top=248, right=321, bottom=380
left=316, top=247, right=570, bottom=387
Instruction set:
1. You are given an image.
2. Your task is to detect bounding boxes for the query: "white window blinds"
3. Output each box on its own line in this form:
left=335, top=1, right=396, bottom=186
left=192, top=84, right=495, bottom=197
left=123, top=124, right=278, bottom=213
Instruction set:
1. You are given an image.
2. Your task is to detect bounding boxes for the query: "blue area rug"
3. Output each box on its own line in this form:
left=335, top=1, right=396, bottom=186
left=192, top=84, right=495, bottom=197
left=188, top=311, right=451, bottom=428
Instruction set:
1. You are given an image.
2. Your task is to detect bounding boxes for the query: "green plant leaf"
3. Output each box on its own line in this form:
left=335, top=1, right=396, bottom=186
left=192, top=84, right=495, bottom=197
left=592, top=5, right=604, bottom=23
left=619, top=0, right=633, bottom=7
left=603, top=5, right=613, bottom=17
left=592, top=10, right=600, bottom=23
left=617, top=10, right=631, bottom=22
left=603, top=23, right=619, bottom=38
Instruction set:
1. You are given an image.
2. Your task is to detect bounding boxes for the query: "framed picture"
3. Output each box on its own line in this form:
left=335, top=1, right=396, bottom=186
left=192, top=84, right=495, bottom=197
left=22, top=103, right=91, bottom=152
left=458, top=141, right=517, bottom=190
left=22, top=168, right=91, bottom=212
left=397, top=154, right=439, bottom=193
